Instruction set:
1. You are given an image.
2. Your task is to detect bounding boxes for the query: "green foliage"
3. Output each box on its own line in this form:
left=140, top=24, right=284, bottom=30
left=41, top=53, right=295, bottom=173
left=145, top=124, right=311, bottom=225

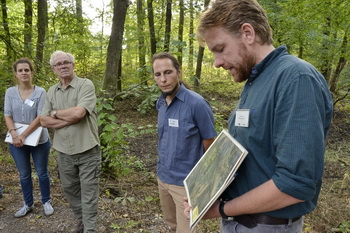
left=110, top=220, right=139, bottom=230
left=136, top=84, right=160, bottom=114
left=332, top=221, right=350, bottom=233
left=120, top=84, right=160, bottom=115
left=145, top=196, right=155, bottom=202
left=97, top=91, right=156, bottom=177
left=0, top=71, right=12, bottom=114
left=195, top=74, right=242, bottom=131
left=1, top=0, right=347, bottom=106
left=97, top=93, right=129, bottom=176
left=114, top=193, right=135, bottom=206
left=109, top=223, right=120, bottom=230
left=213, top=112, right=226, bottom=133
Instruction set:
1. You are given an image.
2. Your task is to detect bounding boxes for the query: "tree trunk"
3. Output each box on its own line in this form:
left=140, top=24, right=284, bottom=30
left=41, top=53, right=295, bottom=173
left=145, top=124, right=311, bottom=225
left=35, top=0, right=48, bottom=73
left=24, top=0, right=33, bottom=57
left=1, top=0, right=13, bottom=63
left=194, top=46, right=204, bottom=87
left=164, top=0, right=172, bottom=52
left=188, top=0, right=194, bottom=75
left=177, top=0, right=184, bottom=68
left=76, top=0, right=83, bottom=21
left=147, top=0, right=157, bottom=55
left=137, top=0, right=147, bottom=83
left=103, top=0, right=129, bottom=94
left=329, top=33, right=348, bottom=93
left=194, top=0, right=210, bottom=87
left=298, top=43, right=303, bottom=59
left=117, top=52, right=122, bottom=91
left=320, top=16, right=332, bottom=82
left=99, top=2, right=106, bottom=56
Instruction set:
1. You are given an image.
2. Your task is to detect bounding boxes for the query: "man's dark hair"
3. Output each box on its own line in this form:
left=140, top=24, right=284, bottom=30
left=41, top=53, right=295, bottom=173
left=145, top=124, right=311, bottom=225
left=152, top=52, right=180, bottom=72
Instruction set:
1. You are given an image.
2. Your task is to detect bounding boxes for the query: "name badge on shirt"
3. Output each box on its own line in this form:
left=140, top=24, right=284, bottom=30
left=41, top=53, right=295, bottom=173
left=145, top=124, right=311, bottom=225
left=24, top=99, right=35, bottom=107
left=168, top=118, right=179, bottom=128
left=235, top=109, right=250, bottom=127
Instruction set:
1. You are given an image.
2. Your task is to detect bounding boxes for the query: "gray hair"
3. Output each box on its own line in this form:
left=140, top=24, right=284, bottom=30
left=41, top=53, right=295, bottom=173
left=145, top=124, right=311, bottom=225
left=49, top=50, right=75, bottom=66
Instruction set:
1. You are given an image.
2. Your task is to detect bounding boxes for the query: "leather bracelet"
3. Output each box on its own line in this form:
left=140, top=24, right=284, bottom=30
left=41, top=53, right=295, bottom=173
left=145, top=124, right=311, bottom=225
left=9, top=128, right=15, bottom=133
left=219, top=200, right=231, bottom=220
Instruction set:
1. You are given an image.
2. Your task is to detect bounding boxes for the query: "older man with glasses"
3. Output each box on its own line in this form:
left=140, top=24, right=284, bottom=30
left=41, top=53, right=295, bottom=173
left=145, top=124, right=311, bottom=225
left=41, top=50, right=101, bottom=233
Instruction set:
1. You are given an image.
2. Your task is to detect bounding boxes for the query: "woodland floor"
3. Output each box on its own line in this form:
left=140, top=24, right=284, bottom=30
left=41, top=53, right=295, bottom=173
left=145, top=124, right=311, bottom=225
left=0, top=90, right=349, bottom=233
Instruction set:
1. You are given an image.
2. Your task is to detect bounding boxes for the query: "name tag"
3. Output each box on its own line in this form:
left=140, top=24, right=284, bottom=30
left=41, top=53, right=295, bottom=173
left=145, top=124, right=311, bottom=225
left=24, top=99, right=35, bottom=107
left=235, top=109, right=250, bottom=127
left=168, top=118, right=179, bottom=127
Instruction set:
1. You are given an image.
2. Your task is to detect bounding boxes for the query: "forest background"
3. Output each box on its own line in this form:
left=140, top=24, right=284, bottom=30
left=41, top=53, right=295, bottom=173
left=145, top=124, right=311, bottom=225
left=0, top=0, right=349, bottom=232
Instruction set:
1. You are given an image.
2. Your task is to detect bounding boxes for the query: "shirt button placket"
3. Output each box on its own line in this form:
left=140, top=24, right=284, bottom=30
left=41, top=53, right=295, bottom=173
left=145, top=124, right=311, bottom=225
left=22, top=104, right=24, bottom=121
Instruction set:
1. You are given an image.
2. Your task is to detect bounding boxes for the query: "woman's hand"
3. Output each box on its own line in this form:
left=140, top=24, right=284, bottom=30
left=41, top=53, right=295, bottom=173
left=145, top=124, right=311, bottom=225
left=12, top=134, right=25, bottom=147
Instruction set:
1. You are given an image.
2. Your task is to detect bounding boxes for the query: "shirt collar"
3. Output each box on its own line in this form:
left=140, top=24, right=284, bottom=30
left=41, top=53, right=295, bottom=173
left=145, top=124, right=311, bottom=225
left=249, top=45, right=288, bottom=82
left=56, top=75, right=77, bottom=91
left=159, top=83, right=187, bottom=106
left=174, top=84, right=186, bottom=102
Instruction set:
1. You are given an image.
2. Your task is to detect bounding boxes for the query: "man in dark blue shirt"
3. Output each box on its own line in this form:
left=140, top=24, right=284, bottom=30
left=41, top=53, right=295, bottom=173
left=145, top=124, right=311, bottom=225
left=184, top=0, right=333, bottom=232
left=153, top=52, right=217, bottom=232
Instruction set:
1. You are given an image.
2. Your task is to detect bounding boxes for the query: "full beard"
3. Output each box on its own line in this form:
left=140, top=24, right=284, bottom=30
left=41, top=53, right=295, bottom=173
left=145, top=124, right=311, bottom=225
left=234, top=43, right=256, bottom=83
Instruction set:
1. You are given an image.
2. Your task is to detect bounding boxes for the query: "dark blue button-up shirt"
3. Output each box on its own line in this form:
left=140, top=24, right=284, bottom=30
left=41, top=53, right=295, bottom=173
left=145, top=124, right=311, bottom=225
left=156, top=84, right=217, bottom=186
left=224, top=45, right=333, bottom=218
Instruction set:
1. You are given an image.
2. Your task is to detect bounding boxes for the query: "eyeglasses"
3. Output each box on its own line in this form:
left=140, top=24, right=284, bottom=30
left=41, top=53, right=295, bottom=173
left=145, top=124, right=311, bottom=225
left=53, top=61, right=72, bottom=67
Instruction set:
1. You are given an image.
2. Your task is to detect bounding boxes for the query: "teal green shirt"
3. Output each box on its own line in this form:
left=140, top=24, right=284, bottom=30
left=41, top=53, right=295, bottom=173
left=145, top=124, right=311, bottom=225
left=41, top=76, right=99, bottom=155
left=223, top=46, right=333, bottom=218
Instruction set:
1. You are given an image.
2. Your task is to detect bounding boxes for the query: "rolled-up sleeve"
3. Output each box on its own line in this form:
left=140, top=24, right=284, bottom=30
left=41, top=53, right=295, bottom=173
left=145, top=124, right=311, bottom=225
left=272, top=73, right=330, bottom=201
left=77, top=79, right=96, bottom=115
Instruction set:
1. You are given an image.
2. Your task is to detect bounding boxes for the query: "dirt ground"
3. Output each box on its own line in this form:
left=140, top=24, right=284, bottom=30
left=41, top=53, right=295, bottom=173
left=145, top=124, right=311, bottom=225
left=0, top=95, right=349, bottom=233
left=0, top=97, right=167, bottom=233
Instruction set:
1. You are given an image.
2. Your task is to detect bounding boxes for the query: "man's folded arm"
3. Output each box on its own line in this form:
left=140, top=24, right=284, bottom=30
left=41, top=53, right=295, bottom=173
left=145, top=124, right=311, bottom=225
left=54, top=106, right=87, bottom=123
left=40, top=115, right=70, bottom=129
